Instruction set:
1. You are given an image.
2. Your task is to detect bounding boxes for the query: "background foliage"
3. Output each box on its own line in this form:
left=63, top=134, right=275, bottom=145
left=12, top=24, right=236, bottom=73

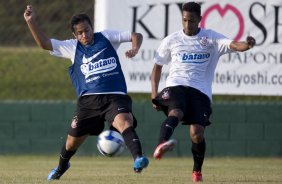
left=1, top=0, right=94, bottom=46
left=0, top=47, right=75, bottom=100
left=0, top=0, right=93, bottom=100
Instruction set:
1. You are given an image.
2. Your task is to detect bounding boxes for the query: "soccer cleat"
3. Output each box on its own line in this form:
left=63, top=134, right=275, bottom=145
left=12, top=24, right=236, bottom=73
left=153, top=139, right=177, bottom=160
left=192, top=171, right=203, bottom=182
left=133, top=156, right=149, bottom=173
left=47, top=162, right=70, bottom=180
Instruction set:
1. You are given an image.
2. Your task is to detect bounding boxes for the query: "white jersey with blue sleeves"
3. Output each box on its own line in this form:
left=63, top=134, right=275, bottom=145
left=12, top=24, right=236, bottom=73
left=50, top=30, right=131, bottom=96
left=154, top=28, right=234, bottom=100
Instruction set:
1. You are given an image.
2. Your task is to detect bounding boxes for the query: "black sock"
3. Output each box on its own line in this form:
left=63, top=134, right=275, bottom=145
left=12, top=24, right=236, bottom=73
left=57, top=144, right=76, bottom=172
left=122, top=127, right=142, bottom=160
left=191, top=139, right=206, bottom=172
left=158, top=116, right=179, bottom=144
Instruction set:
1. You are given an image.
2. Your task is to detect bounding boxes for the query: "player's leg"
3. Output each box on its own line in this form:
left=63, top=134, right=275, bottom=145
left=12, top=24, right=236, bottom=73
left=61, top=134, right=88, bottom=169
left=47, top=134, right=88, bottom=180
left=190, top=124, right=205, bottom=182
left=106, top=94, right=148, bottom=173
left=187, top=87, right=211, bottom=182
left=152, top=86, right=186, bottom=160
left=112, top=112, right=142, bottom=160
left=48, top=95, right=104, bottom=180
left=47, top=113, right=104, bottom=180
left=158, top=109, right=182, bottom=143
left=153, top=108, right=182, bottom=160
left=112, top=113, right=148, bottom=172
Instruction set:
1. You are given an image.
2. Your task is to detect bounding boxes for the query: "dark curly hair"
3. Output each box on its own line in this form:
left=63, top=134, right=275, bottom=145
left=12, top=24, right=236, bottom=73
left=182, top=2, right=201, bottom=17
left=70, top=13, right=93, bottom=32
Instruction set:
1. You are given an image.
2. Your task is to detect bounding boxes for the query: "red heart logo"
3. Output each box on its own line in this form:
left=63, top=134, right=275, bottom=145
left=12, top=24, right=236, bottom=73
left=200, top=4, right=244, bottom=41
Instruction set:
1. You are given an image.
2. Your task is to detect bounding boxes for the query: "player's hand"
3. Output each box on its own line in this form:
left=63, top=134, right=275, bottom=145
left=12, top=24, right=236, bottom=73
left=151, top=94, right=162, bottom=111
left=125, top=48, right=138, bottom=58
left=246, top=36, right=256, bottom=48
left=24, top=5, right=34, bottom=22
left=152, top=103, right=162, bottom=111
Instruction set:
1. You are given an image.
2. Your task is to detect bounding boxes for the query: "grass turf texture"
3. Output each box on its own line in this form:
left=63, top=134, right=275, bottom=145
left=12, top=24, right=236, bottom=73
left=0, top=155, right=281, bottom=184
left=0, top=47, right=75, bottom=100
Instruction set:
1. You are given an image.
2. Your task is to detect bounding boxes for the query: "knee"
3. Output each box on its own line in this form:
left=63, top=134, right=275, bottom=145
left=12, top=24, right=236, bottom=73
left=65, top=140, right=76, bottom=151
left=190, top=131, right=204, bottom=143
left=168, top=109, right=184, bottom=120
left=65, top=135, right=85, bottom=151
left=112, top=113, right=134, bottom=133
left=116, top=121, right=133, bottom=133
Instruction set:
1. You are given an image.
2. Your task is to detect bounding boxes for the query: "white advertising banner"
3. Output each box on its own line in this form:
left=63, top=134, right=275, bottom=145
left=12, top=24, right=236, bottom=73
left=95, top=0, right=282, bottom=96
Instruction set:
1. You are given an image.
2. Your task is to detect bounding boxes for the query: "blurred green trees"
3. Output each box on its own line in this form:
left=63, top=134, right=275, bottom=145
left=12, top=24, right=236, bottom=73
left=0, top=0, right=94, bottom=46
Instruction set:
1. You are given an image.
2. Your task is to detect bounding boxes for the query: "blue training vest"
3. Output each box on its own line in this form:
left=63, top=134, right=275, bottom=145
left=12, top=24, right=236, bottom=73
left=69, top=32, right=127, bottom=96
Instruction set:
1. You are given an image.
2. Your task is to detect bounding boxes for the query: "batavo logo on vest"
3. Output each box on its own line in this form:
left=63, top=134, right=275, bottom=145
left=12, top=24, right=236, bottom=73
left=80, top=57, right=117, bottom=78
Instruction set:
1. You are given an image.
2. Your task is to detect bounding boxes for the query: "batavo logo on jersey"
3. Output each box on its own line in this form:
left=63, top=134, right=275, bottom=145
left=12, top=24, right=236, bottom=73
left=80, top=57, right=117, bottom=78
left=178, top=52, right=210, bottom=63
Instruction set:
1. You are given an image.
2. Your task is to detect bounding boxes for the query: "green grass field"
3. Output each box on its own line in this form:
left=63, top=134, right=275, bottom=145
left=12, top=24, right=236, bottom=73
left=0, top=155, right=281, bottom=184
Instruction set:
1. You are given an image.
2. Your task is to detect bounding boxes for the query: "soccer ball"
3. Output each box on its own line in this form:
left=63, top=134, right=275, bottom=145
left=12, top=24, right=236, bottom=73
left=97, top=130, right=125, bottom=157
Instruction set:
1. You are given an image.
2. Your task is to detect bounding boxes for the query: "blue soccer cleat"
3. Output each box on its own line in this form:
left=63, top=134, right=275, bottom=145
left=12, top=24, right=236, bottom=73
left=133, top=156, right=149, bottom=173
left=47, top=162, right=70, bottom=180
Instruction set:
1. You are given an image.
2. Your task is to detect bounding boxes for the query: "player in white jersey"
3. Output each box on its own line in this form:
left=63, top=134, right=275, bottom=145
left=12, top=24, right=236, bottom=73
left=24, top=4, right=149, bottom=181
left=151, top=2, right=256, bottom=182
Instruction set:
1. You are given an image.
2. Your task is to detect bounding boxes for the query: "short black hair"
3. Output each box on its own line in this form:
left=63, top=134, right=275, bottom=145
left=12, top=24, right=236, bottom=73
left=182, top=2, right=201, bottom=17
left=70, top=13, right=93, bottom=32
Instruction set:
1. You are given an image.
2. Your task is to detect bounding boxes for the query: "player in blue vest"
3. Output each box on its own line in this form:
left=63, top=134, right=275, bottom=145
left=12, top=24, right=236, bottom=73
left=24, top=4, right=149, bottom=180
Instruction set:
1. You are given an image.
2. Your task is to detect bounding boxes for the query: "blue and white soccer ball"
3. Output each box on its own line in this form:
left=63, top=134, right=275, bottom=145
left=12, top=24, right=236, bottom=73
left=97, top=130, right=125, bottom=157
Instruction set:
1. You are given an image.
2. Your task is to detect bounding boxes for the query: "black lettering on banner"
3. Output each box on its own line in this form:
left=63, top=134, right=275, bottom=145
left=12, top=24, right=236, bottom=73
left=129, top=72, right=168, bottom=82
left=132, top=5, right=157, bottom=39
left=273, top=5, right=282, bottom=43
left=214, top=71, right=282, bottom=87
left=249, top=2, right=267, bottom=46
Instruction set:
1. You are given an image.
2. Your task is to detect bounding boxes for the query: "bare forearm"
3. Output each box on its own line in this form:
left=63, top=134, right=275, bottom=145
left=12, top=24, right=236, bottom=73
left=151, top=64, right=162, bottom=99
left=125, top=32, right=143, bottom=58
left=230, top=41, right=250, bottom=51
left=26, top=19, right=52, bottom=50
left=24, top=5, right=52, bottom=51
left=230, top=36, right=256, bottom=52
left=131, top=32, right=143, bottom=51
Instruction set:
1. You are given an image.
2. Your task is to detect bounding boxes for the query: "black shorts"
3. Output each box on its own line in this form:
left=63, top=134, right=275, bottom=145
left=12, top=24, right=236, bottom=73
left=152, top=86, right=212, bottom=126
left=68, top=94, right=137, bottom=137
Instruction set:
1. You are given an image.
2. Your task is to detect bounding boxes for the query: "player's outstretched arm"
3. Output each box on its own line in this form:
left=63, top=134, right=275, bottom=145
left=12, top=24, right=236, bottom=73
left=230, top=36, right=256, bottom=52
left=24, top=5, right=52, bottom=51
left=151, top=64, right=163, bottom=111
left=125, top=32, right=143, bottom=58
